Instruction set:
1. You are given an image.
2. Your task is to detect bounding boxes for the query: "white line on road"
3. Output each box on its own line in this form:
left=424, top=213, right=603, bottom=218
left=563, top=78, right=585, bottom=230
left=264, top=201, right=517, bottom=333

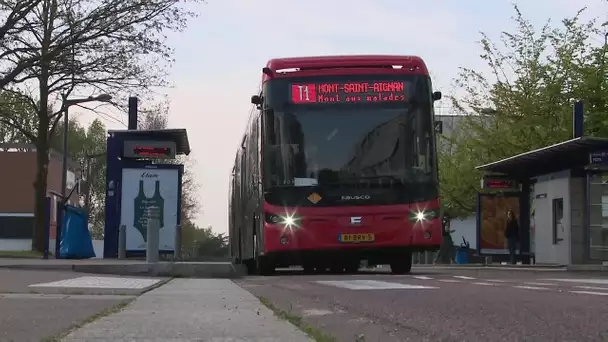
left=439, top=279, right=461, bottom=283
left=453, top=276, right=476, bottom=280
left=569, top=290, right=608, bottom=296
left=543, top=278, right=608, bottom=285
left=485, top=279, right=508, bottom=283
left=574, top=285, right=608, bottom=291
left=302, top=309, right=335, bottom=317
left=412, top=276, right=433, bottom=280
left=315, top=280, right=438, bottom=290
left=472, top=282, right=497, bottom=286
left=514, top=285, right=551, bottom=291
left=524, top=282, right=558, bottom=286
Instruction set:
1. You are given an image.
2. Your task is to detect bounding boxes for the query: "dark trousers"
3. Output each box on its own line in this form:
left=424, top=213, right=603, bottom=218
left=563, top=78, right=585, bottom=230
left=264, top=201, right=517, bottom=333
left=507, top=237, right=518, bottom=264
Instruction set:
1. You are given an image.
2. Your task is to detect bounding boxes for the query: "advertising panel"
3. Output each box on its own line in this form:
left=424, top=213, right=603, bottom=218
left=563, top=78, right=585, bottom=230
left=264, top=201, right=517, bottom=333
left=120, top=168, right=179, bottom=251
left=477, top=193, right=521, bottom=254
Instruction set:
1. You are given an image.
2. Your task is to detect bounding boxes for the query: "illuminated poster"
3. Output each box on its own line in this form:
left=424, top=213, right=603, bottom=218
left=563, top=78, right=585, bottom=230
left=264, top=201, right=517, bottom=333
left=478, top=194, right=520, bottom=254
left=120, top=168, right=179, bottom=251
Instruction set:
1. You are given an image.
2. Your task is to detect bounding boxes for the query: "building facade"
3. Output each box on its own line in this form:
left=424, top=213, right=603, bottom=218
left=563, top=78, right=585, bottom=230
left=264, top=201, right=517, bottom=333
left=0, top=144, right=80, bottom=251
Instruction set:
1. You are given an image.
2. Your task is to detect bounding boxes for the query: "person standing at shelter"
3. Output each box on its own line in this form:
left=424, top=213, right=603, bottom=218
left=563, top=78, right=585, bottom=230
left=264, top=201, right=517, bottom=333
left=434, top=216, right=456, bottom=264
left=504, top=209, right=520, bottom=264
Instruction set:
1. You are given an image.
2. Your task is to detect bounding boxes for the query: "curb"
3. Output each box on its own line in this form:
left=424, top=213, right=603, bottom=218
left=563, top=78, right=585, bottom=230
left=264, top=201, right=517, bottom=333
left=0, top=261, right=248, bottom=278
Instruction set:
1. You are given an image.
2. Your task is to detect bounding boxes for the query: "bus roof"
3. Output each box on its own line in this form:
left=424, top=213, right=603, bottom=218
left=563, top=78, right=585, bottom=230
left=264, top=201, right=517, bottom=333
left=263, top=55, right=428, bottom=81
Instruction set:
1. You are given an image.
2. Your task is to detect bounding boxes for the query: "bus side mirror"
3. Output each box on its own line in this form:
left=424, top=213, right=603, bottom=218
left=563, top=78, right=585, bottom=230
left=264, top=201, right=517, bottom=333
left=251, top=95, right=263, bottom=105
left=432, top=91, right=442, bottom=101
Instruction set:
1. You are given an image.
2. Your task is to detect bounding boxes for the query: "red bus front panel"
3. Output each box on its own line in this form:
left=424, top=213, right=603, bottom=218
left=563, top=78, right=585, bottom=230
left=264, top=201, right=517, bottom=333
left=263, top=199, right=442, bottom=254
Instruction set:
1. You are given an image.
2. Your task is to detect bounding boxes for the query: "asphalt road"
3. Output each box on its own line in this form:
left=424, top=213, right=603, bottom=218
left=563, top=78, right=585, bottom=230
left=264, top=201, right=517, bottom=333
left=0, top=269, right=135, bottom=341
left=236, top=269, right=608, bottom=342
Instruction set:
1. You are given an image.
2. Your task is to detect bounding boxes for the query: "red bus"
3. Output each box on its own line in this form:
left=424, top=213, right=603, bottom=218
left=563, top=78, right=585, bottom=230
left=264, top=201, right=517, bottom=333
left=229, top=55, right=443, bottom=275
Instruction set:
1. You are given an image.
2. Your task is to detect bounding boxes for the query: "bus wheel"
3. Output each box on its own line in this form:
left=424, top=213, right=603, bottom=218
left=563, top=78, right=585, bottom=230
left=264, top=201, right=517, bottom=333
left=344, top=261, right=359, bottom=274
left=390, top=253, right=413, bottom=274
left=302, top=265, right=315, bottom=274
left=257, top=256, right=275, bottom=276
left=330, top=265, right=344, bottom=274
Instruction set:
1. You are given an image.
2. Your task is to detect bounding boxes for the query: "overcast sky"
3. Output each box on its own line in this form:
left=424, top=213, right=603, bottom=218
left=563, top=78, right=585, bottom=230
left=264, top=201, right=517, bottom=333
left=75, top=0, right=608, bottom=234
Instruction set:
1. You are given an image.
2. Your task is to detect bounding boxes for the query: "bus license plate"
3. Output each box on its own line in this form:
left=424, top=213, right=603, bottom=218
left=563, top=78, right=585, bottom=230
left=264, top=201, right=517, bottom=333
left=339, top=233, right=375, bottom=243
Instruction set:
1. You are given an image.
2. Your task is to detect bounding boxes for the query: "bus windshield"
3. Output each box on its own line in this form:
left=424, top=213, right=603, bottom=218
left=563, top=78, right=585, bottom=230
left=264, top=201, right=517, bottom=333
left=262, top=74, right=436, bottom=189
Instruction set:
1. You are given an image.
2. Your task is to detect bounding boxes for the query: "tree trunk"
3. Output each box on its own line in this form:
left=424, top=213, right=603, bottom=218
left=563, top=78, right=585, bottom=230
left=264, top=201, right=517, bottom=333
left=32, top=116, right=50, bottom=252
left=31, top=0, right=54, bottom=253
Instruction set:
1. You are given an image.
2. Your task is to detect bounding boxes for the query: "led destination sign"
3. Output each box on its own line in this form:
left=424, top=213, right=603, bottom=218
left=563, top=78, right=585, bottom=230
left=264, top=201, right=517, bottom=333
left=482, top=177, right=520, bottom=191
left=290, top=81, right=408, bottom=104
left=133, top=146, right=172, bottom=157
left=122, top=140, right=177, bottom=159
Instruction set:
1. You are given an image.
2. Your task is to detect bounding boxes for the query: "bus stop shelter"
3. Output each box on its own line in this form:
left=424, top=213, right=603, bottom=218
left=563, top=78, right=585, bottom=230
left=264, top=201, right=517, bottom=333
left=475, top=136, right=608, bottom=265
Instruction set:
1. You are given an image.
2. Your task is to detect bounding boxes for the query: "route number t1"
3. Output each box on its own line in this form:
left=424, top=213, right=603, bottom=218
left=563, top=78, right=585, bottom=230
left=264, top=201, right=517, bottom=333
left=297, top=85, right=310, bottom=101
left=291, top=84, right=317, bottom=103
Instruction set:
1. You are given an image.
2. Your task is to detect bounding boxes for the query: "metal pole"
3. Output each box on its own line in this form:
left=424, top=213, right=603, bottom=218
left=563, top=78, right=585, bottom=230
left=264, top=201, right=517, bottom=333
left=118, top=224, right=127, bottom=259
left=146, top=206, right=160, bottom=263
left=43, top=197, right=51, bottom=259
left=84, top=156, right=92, bottom=216
left=61, top=105, right=69, bottom=199
left=174, top=224, right=182, bottom=261
left=55, top=105, right=69, bottom=258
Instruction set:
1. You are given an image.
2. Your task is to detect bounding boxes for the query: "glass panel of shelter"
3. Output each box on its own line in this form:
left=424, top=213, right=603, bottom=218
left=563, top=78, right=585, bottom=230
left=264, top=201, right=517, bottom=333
left=588, top=173, right=608, bottom=262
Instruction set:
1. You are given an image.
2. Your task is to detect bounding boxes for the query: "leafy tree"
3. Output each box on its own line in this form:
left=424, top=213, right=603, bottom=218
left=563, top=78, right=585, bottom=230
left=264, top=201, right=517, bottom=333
left=82, top=120, right=108, bottom=239
left=182, top=225, right=229, bottom=259
left=440, top=5, right=608, bottom=216
left=137, top=102, right=201, bottom=252
left=50, top=117, right=107, bottom=238
left=0, top=0, right=201, bottom=252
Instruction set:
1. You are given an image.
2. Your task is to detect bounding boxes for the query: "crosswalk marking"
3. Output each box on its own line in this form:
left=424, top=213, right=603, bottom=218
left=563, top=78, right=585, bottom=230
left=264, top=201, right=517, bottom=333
left=472, top=282, right=496, bottom=286
left=574, top=285, right=608, bottom=291
left=439, top=279, right=461, bottom=283
left=453, top=276, right=476, bottom=280
left=524, top=282, right=558, bottom=286
left=543, top=278, right=608, bottom=285
left=412, top=276, right=433, bottom=280
left=485, top=279, right=507, bottom=283
left=514, top=285, right=550, bottom=291
left=315, top=280, right=438, bottom=290
left=569, top=290, right=608, bottom=296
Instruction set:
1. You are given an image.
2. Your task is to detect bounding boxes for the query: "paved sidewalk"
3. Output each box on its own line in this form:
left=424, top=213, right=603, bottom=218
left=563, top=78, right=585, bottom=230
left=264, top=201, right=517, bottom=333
left=61, top=279, right=312, bottom=341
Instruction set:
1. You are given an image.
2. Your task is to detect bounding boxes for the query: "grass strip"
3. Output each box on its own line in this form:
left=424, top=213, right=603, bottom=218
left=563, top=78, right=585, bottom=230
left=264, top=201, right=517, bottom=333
left=258, top=296, right=337, bottom=342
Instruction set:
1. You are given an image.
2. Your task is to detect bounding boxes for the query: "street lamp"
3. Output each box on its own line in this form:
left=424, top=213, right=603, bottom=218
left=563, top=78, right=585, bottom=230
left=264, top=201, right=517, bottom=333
left=603, top=21, right=608, bottom=46
left=55, top=93, right=112, bottom=258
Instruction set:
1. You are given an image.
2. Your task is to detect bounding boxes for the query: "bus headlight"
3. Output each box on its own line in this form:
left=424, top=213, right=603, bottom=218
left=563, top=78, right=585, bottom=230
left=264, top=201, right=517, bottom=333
left=265, top=212, right=302, bottom=229
left=409, top=208, right=440, bottom=222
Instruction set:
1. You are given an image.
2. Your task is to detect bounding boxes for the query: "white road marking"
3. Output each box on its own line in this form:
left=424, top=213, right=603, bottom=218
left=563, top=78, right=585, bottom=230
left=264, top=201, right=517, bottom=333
left=472, top=282, right=497, bottom=286
left=453, top=276, right=476, bottom=280
left=574, top=285, right=608, bottom=291
left=514, top=285, right=550, bottom=291
left=485, top=279, right=508, bottom=283
left=524, top=282, right=558, bottom=286
left=412, top=276, right=433, bottom=280
left=28, top=276, right=162, bottom=295
left=569, top=290, right=608, bottom=296
left=314, top=280, right=438, bottom=290
left=543, top=278, right=608, bottom=285
left=302, top=309, right=335, bottom=317
left=439, top=279, right=461, bottom=283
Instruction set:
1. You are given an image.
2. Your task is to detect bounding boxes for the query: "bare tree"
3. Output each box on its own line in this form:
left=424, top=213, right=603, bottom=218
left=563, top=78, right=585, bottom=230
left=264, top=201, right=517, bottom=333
left=0, top=0, right=202, bottom=252
left=0, top=0, right=43, bottom=89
